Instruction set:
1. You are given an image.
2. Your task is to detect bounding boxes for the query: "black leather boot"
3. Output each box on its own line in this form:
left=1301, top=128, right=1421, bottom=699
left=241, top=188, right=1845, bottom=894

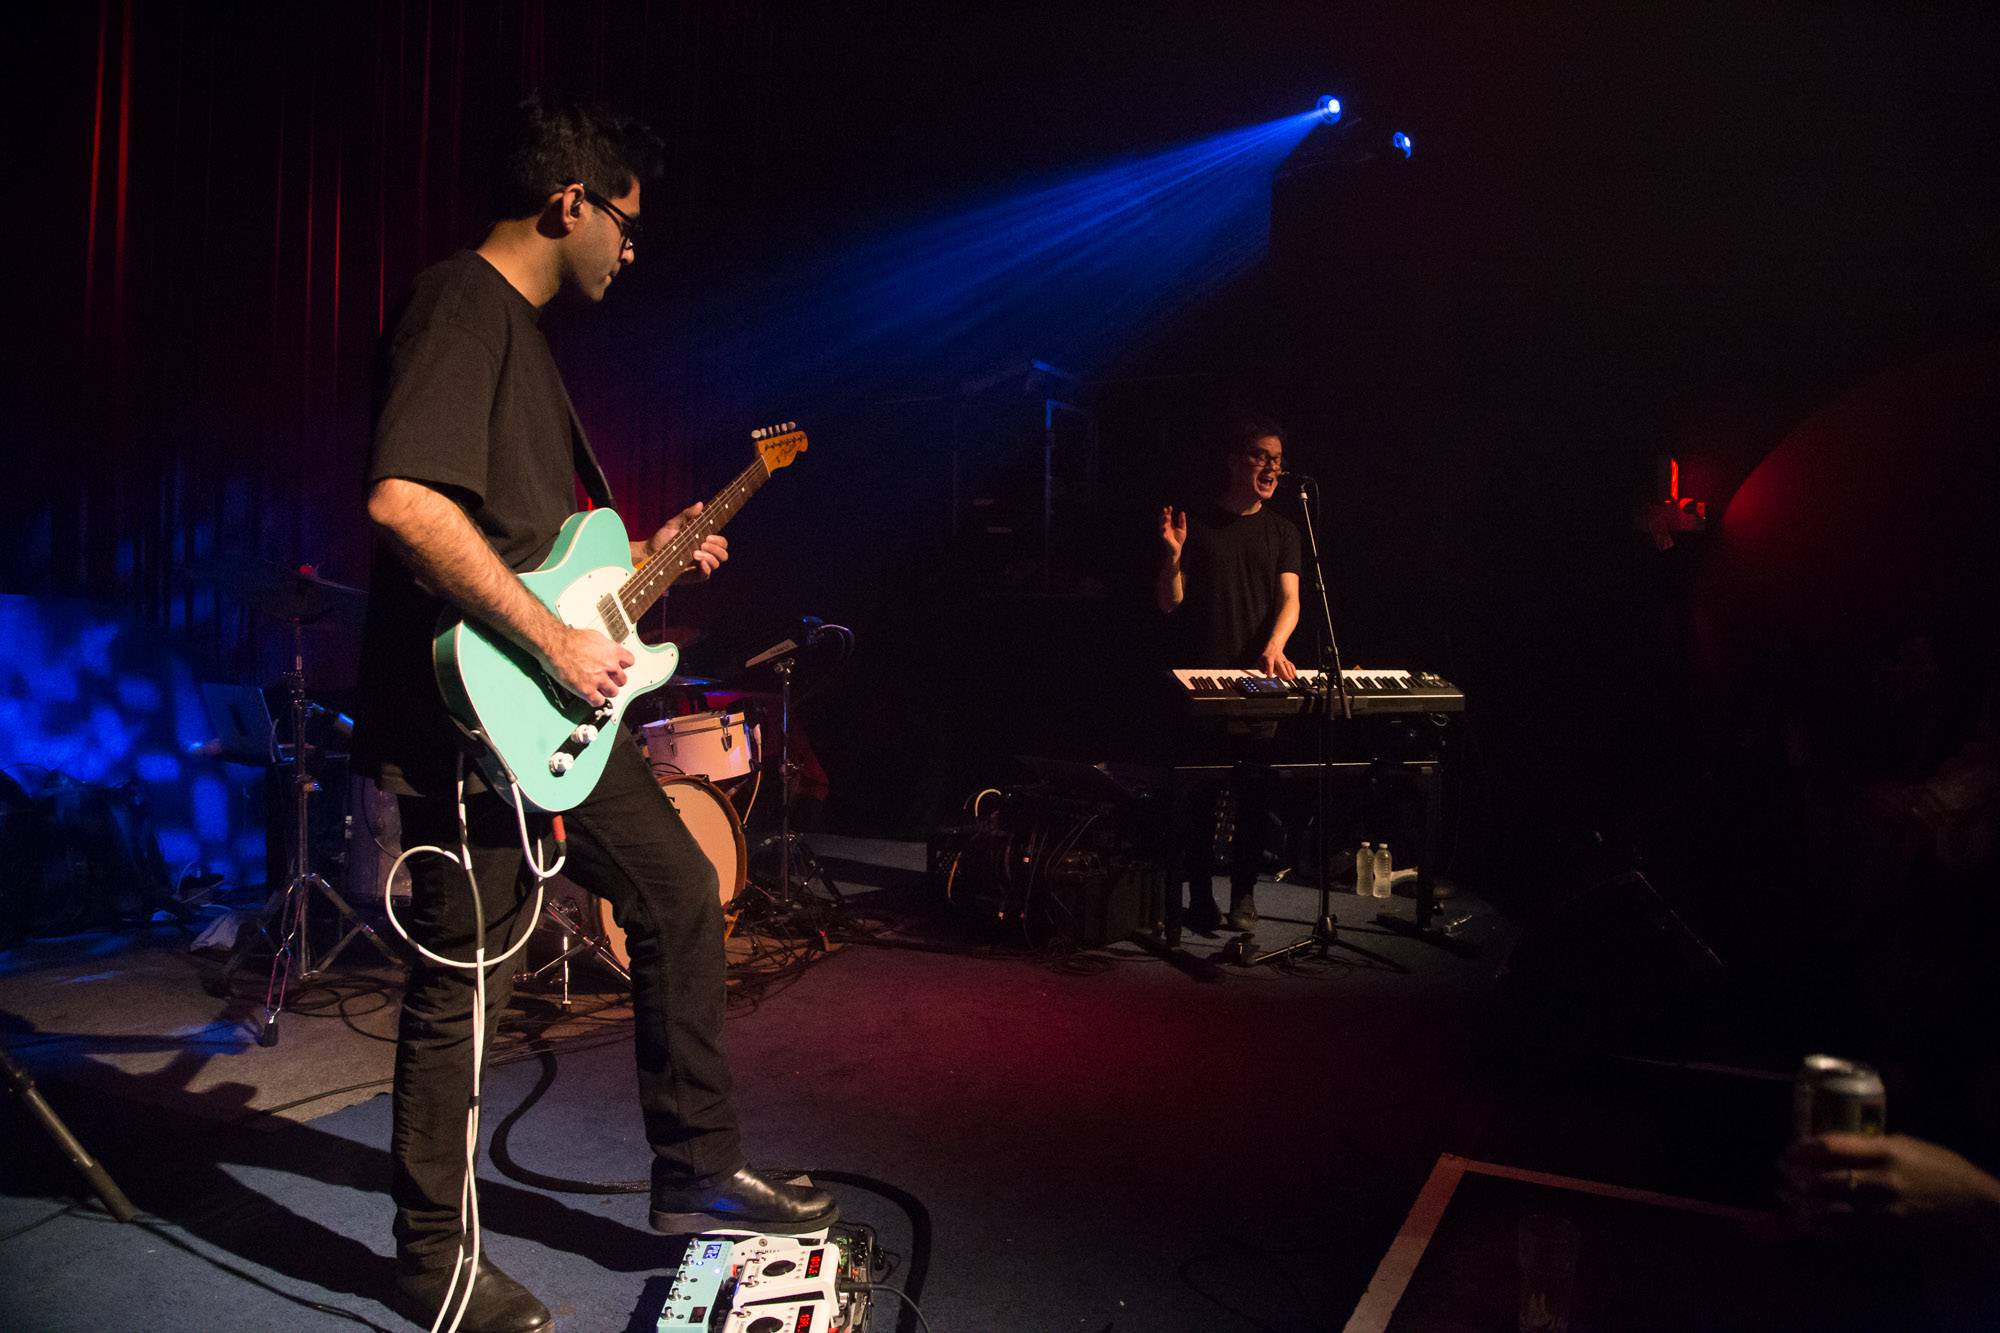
left=650, top=1166, right=840, bottom=1235
left=388, top=1255, right=551, bottom=1332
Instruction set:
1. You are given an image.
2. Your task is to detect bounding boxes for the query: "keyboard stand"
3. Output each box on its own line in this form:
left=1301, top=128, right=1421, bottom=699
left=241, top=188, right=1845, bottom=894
left=1371, top=737, right=1478, bottom=957
left=1169, top=739, right=1472, bottom=966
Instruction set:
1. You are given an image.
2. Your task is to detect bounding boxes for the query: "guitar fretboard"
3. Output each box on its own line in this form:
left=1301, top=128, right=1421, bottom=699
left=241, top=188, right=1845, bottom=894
left=616, top=460, right=770, bottom=622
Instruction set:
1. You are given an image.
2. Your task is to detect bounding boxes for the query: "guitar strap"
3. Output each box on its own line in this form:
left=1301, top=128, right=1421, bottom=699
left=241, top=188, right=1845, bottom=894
left=561, top=381, right=616, bottom=512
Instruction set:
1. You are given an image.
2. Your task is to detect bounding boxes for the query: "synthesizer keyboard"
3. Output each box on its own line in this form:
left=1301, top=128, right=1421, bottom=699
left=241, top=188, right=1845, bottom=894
left=1170, top=667, right=1465, bottom=719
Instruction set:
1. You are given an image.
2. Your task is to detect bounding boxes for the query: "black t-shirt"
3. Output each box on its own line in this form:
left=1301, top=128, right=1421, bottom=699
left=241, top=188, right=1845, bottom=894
left=352, top=250, right=604, bottom=797
left=1170, top=503, right=1304, bottom=667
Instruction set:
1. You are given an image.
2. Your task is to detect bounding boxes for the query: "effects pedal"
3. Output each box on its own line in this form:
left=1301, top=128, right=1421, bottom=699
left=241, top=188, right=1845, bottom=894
left=657, top=1222, right=878, bottom=1333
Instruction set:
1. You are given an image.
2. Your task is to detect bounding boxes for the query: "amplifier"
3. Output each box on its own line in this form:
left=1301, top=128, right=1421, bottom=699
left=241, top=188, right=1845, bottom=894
left=939, top=783, right=1170, bottom=948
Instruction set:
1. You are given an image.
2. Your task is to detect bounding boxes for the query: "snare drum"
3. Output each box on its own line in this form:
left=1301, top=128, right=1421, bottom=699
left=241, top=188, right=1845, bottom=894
left=640, top=709, right=759, bottom=782
left=592, top=775, right=747, bottom=970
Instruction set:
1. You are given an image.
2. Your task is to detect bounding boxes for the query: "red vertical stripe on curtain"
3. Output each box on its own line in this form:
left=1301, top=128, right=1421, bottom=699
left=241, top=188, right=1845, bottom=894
left=417, top=0, right=434, bottom=251
left=112, top=0, right=135, bottom=332
left=304, top=110, right=317, bottom=403
left=84, top=0, right=108, bottom=334
left=272, top=94, right=286, bottom=339
left=375, top=0, right=389, bottom=334
left=333, top=154, right=344, bottom=343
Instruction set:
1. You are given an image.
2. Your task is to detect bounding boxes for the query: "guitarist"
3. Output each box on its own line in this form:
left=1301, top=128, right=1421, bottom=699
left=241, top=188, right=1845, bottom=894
left=354, top=95, right=834, bottom=1333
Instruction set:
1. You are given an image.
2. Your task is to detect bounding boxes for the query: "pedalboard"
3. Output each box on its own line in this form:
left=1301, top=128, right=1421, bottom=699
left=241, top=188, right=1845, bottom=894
left=657, top=1222, right=878, bottom=1333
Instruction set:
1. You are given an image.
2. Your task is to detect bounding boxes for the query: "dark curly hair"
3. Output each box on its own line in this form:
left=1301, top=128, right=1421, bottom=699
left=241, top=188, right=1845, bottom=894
left=489, top=93, right=664, bottom=222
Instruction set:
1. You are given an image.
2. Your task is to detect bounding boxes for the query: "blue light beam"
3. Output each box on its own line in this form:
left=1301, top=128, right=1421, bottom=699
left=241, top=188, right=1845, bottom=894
left=686, top=109, right=1326, bottom=415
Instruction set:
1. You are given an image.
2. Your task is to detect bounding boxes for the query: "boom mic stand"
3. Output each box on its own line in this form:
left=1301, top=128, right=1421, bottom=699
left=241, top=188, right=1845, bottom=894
left=741, top=630, right=842, bottom=921
left=1226, top=476, right=1404, bottom=974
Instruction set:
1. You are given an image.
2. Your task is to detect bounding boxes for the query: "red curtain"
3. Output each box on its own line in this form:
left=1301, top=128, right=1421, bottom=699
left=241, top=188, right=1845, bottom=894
left=21, top=0, right=784, bottom=689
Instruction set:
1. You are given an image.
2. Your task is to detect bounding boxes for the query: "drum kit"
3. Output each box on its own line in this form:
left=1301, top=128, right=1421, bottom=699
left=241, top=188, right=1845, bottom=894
left=190, top=556, right=837, bottom=1007
left=524, top=674, right=831, bottom=1005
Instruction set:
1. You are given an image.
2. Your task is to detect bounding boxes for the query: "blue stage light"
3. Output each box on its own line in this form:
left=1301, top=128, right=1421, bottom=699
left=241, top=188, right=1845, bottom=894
left=1317, top=95, right=1343, bottom=124
left=1392, top=131, right=1413, bottom=159
left=681, top=107, right=1326, bottom=415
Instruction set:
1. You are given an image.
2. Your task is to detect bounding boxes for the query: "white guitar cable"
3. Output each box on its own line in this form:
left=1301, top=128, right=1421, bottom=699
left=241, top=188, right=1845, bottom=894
left=383, top=757, right=563, bottom=1333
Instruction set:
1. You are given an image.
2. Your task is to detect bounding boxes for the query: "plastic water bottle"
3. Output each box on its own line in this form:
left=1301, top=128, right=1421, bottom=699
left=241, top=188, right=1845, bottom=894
left=1372, top=843, right=1392, bottom=898
left=1355, top=842, right=1372, bottom=895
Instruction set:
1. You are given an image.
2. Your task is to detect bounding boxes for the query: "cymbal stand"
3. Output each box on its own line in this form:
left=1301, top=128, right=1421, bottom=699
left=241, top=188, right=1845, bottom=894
left=217, top=617, right=398, bottom=1044
left=1226, top=477, right=1403, bottom=973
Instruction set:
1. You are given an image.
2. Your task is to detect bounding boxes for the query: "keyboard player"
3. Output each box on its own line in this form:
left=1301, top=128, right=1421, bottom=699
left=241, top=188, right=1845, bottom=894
left=1155, top=415, right=1305, bottom=933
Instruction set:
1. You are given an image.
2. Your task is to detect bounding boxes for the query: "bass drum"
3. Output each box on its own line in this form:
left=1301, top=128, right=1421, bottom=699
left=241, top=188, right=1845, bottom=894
left=594, top=775, right=747, bottom=970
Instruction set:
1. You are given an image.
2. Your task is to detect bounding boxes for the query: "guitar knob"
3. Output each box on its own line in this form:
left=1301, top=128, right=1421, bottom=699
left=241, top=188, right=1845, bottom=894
left=548, top=753, right=574, bottom=776
left=571, top=724, right=600, bottom=745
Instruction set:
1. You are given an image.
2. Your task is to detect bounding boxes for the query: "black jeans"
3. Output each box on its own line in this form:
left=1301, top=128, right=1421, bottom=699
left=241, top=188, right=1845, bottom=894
left=389, top=740, right=743, bottom=1265
left=1180, top=721, right=1280, bottom=909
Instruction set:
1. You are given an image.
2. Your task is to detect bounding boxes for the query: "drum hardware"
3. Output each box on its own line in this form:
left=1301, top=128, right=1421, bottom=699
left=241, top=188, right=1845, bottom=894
left=208, top=594, right=398, bottom=1043
left=522, top=775, right=748, bottom=1001
left=737, top=644, right=842, bottom=922
left=522, top=891, right=630, bottom=1008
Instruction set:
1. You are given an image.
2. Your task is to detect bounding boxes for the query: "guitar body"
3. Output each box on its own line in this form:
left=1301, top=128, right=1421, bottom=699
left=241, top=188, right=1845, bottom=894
left=433, top=508, right=680, bottom=812
left=430, top=421, right=805, bottom=813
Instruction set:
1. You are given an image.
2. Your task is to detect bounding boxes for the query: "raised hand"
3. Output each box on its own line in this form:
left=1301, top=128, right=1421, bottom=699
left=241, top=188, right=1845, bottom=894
left=1158, top=506, right=1187, bottom=561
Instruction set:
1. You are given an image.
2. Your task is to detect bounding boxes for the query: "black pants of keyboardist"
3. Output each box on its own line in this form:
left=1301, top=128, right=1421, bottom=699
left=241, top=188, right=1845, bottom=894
left=1180, top=720, right=1280, bottom=917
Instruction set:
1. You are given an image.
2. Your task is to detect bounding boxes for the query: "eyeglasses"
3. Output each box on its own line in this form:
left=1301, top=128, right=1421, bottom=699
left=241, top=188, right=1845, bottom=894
left=581, top=187, right=641, bottom=253
left=1240, top=451, right=1285, bottom=475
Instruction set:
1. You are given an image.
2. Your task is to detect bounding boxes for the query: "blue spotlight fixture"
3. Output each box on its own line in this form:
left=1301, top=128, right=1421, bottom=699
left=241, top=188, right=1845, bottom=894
left=1316, top=95, right=1343, bottom=124
left=1392, top=130, right=1413, bottom=159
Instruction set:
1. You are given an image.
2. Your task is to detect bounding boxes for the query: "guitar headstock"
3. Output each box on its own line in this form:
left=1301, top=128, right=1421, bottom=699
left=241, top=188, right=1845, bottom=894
left=751, top=421, right=808, bottom=472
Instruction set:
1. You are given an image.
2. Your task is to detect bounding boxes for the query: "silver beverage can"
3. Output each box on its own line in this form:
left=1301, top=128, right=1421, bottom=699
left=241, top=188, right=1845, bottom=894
left=1793, top=1054, right=1853, bottom=1141
left=1796, top=1056, right=1886, bottom=1139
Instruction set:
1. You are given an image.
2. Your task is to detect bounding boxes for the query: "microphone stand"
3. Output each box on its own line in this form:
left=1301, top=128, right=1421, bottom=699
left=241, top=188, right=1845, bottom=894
left=740, top=628, right=842, bottom=924
left=1228, top=477, right=1403, bottom=973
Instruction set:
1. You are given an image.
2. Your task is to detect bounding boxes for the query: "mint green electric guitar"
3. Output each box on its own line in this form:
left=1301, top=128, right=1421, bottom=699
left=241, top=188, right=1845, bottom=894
left=432, top=422, right=807, bottom=811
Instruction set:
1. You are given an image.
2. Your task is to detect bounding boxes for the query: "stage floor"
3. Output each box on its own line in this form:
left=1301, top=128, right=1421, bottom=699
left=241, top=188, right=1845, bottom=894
left=0, top=836, right=1874, bottom=1331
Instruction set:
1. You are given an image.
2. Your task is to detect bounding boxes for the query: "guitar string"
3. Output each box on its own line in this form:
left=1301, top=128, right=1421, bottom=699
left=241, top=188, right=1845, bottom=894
left=616, top=460, right=769, bottom=620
